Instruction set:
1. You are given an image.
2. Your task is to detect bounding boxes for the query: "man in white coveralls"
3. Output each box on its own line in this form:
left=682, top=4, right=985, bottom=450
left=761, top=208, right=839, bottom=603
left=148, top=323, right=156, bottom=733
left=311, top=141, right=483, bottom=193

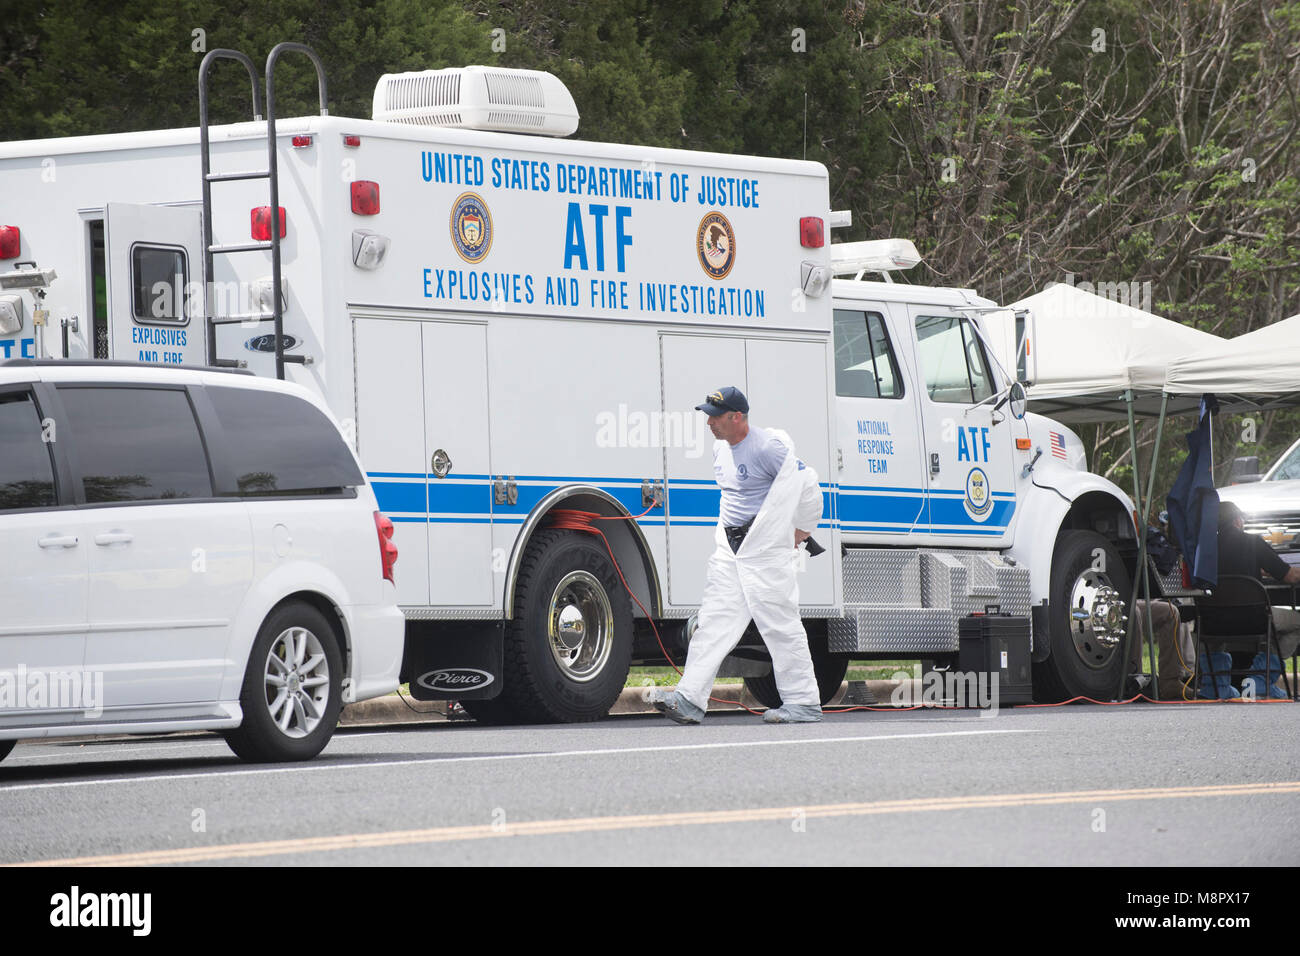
left=652, top=386, right=826, bottom=724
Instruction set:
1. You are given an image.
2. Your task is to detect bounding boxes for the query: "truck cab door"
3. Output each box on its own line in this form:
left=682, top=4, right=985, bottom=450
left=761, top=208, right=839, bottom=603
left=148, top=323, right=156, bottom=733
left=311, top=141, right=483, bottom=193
left=104, top=203, right=206, bottom=367
left=909, top=309, right=1017, bottom=546
left=832, top=305, right=927, bottom=540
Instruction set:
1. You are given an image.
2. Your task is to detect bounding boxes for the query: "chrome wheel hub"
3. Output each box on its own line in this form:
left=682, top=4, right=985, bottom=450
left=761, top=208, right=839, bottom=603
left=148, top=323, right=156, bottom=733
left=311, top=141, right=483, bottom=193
left=263, top=626, right=330, bottom=738
left=1068, top=570, right=1128, bottom=667
left=547, top=571, right=613, bottom=682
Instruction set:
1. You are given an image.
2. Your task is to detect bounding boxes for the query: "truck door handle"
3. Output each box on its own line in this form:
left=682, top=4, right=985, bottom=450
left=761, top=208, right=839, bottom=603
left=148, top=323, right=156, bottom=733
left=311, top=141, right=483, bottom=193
left=38, top=534, right=79, bottom=549
left=94, top=531, right=134, bottom=546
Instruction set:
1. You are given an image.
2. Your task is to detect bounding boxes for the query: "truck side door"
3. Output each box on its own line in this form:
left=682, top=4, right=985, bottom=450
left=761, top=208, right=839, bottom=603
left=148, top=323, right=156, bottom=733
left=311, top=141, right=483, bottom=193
left=833, top=306, right=928, bottom=541
left=104, top=203, right=206, bottom=367
left=909, top=310, right=1017, bottom=546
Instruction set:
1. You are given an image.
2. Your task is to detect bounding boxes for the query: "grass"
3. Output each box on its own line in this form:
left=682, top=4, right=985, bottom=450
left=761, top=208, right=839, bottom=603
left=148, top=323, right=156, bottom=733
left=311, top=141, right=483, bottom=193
left=625, top=662, right=919, bottom=687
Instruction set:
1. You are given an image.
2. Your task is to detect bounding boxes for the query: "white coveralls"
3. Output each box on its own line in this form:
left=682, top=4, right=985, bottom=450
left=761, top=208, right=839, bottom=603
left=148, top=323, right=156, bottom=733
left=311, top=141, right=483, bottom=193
left=675, top=428, right=825, bottom=711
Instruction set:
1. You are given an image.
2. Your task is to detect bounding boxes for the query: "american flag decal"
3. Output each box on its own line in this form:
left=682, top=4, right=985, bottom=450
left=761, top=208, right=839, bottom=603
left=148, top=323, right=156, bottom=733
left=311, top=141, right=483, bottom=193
left=1049, top=431, right=1067, bottom=459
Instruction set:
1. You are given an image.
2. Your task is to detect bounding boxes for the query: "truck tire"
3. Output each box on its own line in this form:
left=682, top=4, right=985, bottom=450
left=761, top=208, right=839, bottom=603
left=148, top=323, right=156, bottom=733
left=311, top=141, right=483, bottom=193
left=497, top=529, right=633, bottom=723
left=1033, top=530, right=1131, bottom=702
left=0, top=740, right=13, bottom=764
left=225, top=602, right=344, bottom=762
left=742, top=621, right=847, bottom=707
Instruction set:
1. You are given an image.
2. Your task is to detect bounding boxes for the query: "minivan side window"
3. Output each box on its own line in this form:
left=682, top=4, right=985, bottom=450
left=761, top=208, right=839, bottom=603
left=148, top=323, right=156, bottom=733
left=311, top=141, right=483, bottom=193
left=59, top=387, right=213, bottom=502
left=0, top=392, right=57, bottom=511
left=914, top=315, right=995, bottom=404
left=207, top=386, right=362, bottom=496
left=834, top=309, right=904, bottom=399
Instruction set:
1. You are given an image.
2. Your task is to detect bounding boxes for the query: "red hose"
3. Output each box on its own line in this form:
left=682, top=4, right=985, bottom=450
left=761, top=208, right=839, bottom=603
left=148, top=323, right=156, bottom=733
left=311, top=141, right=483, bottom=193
left=545, top=509, right=1192, bottom=714
left=545, top=508, right=766, bottom=714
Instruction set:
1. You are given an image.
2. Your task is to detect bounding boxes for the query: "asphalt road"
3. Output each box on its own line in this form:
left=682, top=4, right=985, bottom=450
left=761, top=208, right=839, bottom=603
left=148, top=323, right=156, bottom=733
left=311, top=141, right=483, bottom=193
left=1, top=702, right=1297, bottom=866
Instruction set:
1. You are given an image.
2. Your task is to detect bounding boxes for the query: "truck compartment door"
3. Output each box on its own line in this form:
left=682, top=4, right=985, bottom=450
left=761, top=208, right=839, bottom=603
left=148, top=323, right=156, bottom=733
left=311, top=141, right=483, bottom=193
left=104, top=203, right=205, bottom=367
left=661, top=333, right=745, bottom=606
left=745, top=337, right=837, bottom=608
left=355, top=316, right=494, bottom=608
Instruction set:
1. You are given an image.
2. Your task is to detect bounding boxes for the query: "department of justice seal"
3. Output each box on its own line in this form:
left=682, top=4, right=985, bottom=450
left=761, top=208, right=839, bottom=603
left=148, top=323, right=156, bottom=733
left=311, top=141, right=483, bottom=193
left=696, top=211, right=736, bottom=280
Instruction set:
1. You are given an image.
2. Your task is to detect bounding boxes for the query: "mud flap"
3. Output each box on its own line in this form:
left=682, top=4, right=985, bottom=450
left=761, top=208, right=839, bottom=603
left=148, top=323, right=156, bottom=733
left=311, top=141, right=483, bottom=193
left=1031, top=601, right=1051, bottom=663
left=401, top=621, right=504, bottom=701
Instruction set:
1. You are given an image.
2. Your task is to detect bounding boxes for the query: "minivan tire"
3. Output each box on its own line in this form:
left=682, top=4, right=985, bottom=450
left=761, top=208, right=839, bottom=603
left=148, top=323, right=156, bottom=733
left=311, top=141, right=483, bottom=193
left=225, top=601, right=344, bottom=762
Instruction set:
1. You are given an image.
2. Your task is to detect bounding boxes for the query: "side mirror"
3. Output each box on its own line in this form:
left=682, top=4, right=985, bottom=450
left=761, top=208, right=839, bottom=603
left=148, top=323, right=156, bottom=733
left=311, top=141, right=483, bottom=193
left=1008, top=381, right=1027, bottom=420
left=1229, top=456, right=1262, bottom=484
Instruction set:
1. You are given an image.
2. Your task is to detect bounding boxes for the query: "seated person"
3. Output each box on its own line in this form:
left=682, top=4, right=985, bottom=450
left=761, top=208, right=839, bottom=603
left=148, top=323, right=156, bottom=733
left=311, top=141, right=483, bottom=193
left=1215, top=501, right=1300, bottom=658
left=1127, top=598, right=1194, bottom=700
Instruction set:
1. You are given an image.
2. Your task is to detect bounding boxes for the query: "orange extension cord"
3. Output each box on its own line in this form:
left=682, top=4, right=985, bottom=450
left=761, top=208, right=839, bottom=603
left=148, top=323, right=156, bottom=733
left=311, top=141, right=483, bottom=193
left=546, top=508, right=931, bottom=715
left=547, top=509, right=1296, bottom=713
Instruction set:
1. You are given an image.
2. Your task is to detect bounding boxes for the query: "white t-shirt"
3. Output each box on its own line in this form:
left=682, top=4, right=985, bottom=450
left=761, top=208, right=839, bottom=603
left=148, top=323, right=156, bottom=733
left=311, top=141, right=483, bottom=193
left=714, top=425, right=788, bottom=527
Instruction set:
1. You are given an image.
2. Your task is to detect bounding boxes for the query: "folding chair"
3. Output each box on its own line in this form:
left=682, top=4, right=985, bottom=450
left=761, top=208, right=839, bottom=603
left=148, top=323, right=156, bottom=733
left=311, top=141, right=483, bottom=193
left=1193, top=575, right=1287, bottom=700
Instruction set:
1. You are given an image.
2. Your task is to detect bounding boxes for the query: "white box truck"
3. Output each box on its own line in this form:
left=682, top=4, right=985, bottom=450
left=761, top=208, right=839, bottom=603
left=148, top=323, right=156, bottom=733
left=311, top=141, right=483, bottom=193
left=0, top=44, right=1141, bottom=721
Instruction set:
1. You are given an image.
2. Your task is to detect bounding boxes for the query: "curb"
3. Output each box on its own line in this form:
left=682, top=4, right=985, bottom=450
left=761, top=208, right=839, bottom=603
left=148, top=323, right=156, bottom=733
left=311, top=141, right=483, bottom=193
left=339, top=679, right=908, bottom=726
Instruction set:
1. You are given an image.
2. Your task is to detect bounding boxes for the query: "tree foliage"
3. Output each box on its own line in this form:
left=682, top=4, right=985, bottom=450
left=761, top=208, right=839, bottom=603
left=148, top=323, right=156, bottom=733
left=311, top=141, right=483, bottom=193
left=2, top=0, right=1296, bottom=486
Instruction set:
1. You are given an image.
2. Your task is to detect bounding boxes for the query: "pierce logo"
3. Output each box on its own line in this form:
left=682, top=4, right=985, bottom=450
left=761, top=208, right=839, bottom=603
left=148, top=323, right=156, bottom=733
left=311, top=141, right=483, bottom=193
left=244, top=333, right=299, bottom=353
left=416, top=668, right=494, bottom=693
left=450, top=192, right=493, bottom=264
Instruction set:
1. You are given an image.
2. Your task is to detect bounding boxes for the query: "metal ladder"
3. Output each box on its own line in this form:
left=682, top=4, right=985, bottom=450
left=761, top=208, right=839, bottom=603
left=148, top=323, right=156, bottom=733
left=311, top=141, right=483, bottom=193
left=197, top=42, right=328, bottom=379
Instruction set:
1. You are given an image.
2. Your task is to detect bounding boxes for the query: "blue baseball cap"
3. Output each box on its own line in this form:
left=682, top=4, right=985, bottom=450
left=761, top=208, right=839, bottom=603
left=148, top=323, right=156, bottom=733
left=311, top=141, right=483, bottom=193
left=696, top=386, right=749, bottom=416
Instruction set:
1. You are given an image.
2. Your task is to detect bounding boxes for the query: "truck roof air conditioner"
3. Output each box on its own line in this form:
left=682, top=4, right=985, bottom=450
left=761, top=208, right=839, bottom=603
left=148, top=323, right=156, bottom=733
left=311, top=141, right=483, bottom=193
left=830, top=238, right=922, bottom=276
left=372, top=66, right=579, bottom=137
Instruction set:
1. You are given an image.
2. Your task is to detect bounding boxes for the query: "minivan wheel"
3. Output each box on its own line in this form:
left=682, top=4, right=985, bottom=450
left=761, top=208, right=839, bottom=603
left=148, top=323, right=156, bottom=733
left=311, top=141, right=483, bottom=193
left=0, top=740, right=14, bottom=764
left=225, top=602, right=343, bottom=762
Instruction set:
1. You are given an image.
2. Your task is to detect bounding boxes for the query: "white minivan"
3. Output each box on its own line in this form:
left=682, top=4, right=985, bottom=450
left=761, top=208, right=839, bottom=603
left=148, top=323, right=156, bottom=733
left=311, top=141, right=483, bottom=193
left=0, top=360, right=404, bottom=763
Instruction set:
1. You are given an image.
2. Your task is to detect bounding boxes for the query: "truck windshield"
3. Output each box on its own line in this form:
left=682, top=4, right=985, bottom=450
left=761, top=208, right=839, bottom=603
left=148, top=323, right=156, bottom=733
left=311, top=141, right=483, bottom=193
left=1268, top=440, right=1300, bottom=481
left=914, top=315, right=994, bottom=404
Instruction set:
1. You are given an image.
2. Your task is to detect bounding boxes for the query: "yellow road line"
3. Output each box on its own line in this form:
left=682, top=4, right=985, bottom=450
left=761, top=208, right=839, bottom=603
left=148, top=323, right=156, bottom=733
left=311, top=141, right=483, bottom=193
left=12, top=781, right=1300, bottom=867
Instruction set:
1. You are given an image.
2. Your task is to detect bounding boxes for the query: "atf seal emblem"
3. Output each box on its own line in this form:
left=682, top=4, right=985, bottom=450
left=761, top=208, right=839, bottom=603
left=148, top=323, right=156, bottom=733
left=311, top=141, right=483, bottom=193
left=696, top=211, right=736, bottom=280
left=450, top=192, right=493, bottom=264
left=963, top=467, right=993, bottom=522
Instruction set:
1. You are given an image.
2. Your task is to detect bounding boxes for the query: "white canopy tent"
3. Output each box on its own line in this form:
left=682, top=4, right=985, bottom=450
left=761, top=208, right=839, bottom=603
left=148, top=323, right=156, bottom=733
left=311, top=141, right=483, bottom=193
left=983, top=283, right=1228, bottom=422
left=1165, top=313, right=1300, bottom=409
left=980, top=284, right=1296, bottom=699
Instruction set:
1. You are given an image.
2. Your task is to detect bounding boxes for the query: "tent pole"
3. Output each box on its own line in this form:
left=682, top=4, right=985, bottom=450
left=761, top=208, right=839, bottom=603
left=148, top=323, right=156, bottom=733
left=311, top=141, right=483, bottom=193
left=1139, top=392, right=1169, bottom=698
left=1118, top=389, right=1154, bottom=700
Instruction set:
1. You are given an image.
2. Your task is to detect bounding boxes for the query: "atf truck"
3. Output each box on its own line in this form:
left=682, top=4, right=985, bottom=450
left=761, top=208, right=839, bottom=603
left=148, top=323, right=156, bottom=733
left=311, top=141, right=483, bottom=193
left=0, top=44, right=1138, bottom=721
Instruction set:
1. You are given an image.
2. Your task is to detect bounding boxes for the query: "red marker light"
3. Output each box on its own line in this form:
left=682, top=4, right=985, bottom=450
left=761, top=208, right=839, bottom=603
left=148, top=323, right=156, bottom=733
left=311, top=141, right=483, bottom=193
left=374, top=511, right=398, bottom=583
left=343, top=134, right=361, bottom=147
left=350, top=181, right=380, bottom=216
left=799, top=216, right=824, bottom=249
left=251, top=206, right=286, bottom=241
left=291, top=135, right=313, bottom=148
left=0, top=225, right=19, bottom=259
